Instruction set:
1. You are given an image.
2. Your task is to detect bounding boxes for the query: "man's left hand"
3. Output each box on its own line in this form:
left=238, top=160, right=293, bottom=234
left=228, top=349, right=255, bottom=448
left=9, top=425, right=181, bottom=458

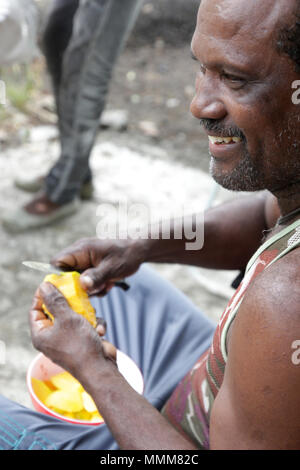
left=29, top=282, right=117, bottom=384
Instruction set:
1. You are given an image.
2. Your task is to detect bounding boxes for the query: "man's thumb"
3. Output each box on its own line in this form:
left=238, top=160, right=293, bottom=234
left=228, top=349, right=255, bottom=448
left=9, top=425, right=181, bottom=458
left=40, top=282, right=72, bottom=320
left=80, top=264, right=112, bottom=293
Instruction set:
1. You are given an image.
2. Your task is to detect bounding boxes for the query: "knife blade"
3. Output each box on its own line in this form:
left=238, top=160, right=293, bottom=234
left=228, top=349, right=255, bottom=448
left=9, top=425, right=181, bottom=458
left=22, top=261, right=130, bottom=292
left=22, top=261, right=63, bottom=275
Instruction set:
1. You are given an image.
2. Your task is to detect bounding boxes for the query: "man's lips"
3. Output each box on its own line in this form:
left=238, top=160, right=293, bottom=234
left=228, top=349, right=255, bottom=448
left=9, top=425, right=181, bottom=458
left=208, top=134, right=244, bottom=159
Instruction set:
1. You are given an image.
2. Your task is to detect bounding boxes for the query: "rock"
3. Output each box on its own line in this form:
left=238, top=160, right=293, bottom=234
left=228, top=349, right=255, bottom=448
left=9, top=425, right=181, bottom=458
left=100, top=109, right=128, bottom=131
left=29, top=125, right=58, bottom=143
left=138, top=120, right=160, bottom=138
left=0, top=129, right=9, bottom=143
left=130, top=94, right=141, bottom=104
left=166, top=98, right=181, bottom=109
left=142, top=3, right=155, bottom=15
left=27, top=102, right=57, bottom=125
left=39, top=95, right=55, bottom=113
left=126, top=70, right=137, bottom=82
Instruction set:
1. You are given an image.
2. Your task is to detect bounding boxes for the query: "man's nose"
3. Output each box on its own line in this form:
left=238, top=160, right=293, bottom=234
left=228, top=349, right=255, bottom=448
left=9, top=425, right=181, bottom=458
left=190, top=77, right=227, bottom=121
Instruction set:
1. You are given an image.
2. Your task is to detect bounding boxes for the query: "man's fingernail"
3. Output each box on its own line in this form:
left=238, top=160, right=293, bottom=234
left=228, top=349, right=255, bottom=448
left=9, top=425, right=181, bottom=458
left=96, top=324, right=106, bottom=335
left=80, top=275, right=94, bottom=288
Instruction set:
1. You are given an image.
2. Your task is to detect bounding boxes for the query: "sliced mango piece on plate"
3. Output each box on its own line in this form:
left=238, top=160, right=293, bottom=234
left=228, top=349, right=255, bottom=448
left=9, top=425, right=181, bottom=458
left=74, top=410, right=91, bottom=421
left=90, top=411, right=103, bottom=422
left=45, top=389, right=83, bottom=413
left=43, top=380, right=57, bottom=391
left=33, top=369, right=105, bottom=422
left=50, top=408, right=76, bottom=419
left=31, top=378, right=53, bottom=403
left=49, top=371, right=83, bottom=393
left=82, top=391, right=98, bottom=413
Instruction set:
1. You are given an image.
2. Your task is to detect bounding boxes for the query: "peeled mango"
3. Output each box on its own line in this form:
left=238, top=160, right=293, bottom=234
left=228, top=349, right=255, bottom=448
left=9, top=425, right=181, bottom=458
left=32, top=372, right=103, bottom=423
left=42, top=271, right=97, bottom=328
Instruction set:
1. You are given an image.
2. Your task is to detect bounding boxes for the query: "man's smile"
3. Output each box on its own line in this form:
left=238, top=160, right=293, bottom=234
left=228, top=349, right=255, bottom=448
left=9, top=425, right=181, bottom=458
left=208, top=135, right=242, bottom=144
left=208, top=134, right=244, bottom=159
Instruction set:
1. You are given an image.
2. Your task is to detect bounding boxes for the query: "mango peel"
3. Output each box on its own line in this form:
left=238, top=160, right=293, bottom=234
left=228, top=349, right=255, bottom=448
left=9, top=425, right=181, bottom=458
left=32, top=372, right=103, bottom=423
left=42, top=271, right=97, bottom=328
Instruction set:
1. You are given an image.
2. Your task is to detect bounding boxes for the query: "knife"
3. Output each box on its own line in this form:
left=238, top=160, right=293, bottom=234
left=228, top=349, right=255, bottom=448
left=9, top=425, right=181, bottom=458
left=22, top=261, right=130, bottom=291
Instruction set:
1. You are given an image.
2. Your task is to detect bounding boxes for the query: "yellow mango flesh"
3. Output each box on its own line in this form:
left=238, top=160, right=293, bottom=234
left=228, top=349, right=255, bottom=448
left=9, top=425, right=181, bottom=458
left=33, top=371, right=103, bottom=423
left=45, top=389, right=83, bottom=413
left=90, top=411, right=103, bottom=422
left=32, top=378, right=53, bottom=404
left=43, top=271, right=97, bottom=328
left=49, top=371, right=83, bottom=393
left=82, top=391, right=98, bottom=413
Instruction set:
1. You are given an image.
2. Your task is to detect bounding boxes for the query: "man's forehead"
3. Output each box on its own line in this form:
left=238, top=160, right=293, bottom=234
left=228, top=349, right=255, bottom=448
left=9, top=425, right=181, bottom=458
left=196, top=0, right=296, bottom=42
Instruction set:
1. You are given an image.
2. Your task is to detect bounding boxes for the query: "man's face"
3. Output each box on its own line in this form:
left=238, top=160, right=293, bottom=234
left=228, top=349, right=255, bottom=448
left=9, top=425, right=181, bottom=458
left=190, top=0, right=300, bottom=193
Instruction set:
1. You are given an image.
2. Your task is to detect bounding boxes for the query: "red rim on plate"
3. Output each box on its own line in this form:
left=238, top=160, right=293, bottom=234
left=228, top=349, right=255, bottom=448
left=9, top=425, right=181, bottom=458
left=27, top=351, right=144, bottom=426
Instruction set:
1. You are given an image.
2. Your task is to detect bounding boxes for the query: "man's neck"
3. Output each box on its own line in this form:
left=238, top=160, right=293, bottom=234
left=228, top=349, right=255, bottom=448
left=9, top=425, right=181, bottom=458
left=272, top=181, right=300, bottom=219
left=277, top=197, right=300, bottom=219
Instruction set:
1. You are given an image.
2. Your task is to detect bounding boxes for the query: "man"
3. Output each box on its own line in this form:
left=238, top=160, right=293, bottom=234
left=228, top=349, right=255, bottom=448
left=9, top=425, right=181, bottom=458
left=0, top=0, right=299, bottom=450
left=2, top=0, right=143, bottom=232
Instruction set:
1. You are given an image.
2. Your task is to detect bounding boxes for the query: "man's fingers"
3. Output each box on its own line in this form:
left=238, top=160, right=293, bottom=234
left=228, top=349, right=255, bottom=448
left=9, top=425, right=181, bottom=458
left=39, top=282, right=73, bottom=320
left=29, top=308, right=53, bottom=335
left=31, top=306, right=47, bottom=321
left=102, top=340, right=117, bottom=361
left=80, top=262, right=119, bottom=293
left=52, top=254, right=77, bottom=270
left=51, top=241, right=95, bottom=271
left=96, top=318, right=107, bottom=337
left=31, top=288, right=44, bottom=311
left=29, top=288, right=52, bottom=334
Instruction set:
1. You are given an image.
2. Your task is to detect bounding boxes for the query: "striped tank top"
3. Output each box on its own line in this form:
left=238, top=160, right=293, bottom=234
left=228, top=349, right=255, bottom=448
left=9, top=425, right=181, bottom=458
left=161, top=219, right=300, bottom=449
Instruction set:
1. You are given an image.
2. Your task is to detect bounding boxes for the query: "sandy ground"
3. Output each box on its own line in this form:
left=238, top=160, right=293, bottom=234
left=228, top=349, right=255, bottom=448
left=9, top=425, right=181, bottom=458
left=0, top=0, right=242, bottom=409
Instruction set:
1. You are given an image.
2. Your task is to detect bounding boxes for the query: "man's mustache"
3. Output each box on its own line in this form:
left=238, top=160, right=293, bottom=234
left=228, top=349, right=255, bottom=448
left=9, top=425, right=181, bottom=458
left=199, top=118, right=246, bottom=140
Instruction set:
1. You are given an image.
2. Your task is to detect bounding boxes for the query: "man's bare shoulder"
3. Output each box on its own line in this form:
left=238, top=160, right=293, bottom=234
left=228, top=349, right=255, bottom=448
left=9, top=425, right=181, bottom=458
left=240, top=246, right=300, bottom=329
left=226, top=246, right=300, bottom=382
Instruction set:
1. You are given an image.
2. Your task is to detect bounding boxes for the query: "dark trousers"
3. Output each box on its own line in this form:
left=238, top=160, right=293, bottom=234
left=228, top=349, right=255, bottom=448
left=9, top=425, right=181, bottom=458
left=42, top=0, right=143, bottom=204
left=42, top=0, right=80, bottom=98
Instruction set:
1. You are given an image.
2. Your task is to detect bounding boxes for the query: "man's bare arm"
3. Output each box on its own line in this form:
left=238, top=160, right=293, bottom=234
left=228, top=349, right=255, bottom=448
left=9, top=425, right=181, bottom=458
left=80, top=369, right=198, bottom=450
left=53, top=192, right=278, bottom=295
left=144, top=191, right=276, bottom=270
left=209, top=251, right=300, bottom=450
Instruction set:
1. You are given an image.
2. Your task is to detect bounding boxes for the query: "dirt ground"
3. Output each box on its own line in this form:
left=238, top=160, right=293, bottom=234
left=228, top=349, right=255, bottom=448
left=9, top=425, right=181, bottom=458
left=0, top=0, right=241, bottom=410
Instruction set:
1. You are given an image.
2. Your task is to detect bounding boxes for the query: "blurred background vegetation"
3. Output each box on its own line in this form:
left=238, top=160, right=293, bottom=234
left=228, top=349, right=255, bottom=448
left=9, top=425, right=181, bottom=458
left=0, top=59, right=45, bottom=115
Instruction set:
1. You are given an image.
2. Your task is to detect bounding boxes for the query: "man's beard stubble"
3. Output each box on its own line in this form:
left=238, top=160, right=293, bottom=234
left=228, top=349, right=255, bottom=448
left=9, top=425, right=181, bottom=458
left=209, top=147, right=263, bottom=192
left=202, top=117, right=300, bottom=194
left=201, top=116, right=264, bottom=192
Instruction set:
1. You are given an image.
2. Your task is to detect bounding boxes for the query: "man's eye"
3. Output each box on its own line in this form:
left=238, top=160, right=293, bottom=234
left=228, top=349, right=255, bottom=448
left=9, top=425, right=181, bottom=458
left=222, top=73, right=246, bottom=88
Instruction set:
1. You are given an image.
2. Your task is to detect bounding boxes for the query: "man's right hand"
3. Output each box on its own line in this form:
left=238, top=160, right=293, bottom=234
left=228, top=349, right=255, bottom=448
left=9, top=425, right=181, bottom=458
left=51, top=238, right=147, bottom=296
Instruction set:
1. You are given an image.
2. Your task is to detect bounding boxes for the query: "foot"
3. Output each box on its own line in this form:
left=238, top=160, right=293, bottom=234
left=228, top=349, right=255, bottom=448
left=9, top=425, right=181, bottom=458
left=1, top=196, right=80, bottom=233
left=25, top=193, right=61, bottom=216
left=15, top=175, right=94, bottom=200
